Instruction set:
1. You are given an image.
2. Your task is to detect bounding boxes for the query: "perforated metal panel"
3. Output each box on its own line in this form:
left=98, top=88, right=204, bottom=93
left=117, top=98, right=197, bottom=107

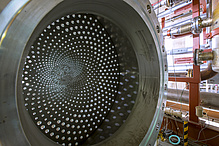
left=0, top=0, right=167, bottom=146
left=22, top=13, right=138, bottom=145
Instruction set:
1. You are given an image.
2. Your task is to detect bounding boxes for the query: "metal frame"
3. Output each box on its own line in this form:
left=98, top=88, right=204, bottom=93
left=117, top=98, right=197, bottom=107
left=152, top=0, right=219, bottom=144
left=168, top=0, right=201, bottom=123
left=163, top=114, right=219, bottom=146
left=0, top=0, right=167, bottom=145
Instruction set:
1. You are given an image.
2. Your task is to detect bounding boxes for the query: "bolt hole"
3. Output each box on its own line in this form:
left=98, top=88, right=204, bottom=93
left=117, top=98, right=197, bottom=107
left=147, top=5, right=151, bottom=14
left=165, top=65, right=167, bottom=71
left=162, top=45, right=165, bottom=52
left=156, top=123, right=160, bottom=131
left=156, top=25, right=160, bottom=33
left=162, top=103, right=165, bottom=110
left=164, top=84, right=167, bottom=90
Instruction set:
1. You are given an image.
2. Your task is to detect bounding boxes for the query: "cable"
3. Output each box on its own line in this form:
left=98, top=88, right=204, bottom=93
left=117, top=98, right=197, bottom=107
left=169, top=49, right=190, bottom=108
left=180, top=84, right=189, bottom=111
left=174, top=118, right=182, bottom=135
left=168, top=84, right=189, bottom=108
left=196, top=124, right=208, bottom=142
left=164, top=117, right=174, bottom=132
left=168, top=49, right=180, bottom=107
left=168, top=49, right=184, bottom=136
left=195, top=112, right=211, bottom=142
left=195, top=134, right=219, bottom=142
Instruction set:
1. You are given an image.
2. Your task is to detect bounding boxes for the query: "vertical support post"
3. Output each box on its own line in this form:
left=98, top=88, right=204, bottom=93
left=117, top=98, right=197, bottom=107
left=189, top=80, right=200, bottom=122
left=183, top=120, right=189, bottom=146
left=203, top=27, right=207, bottom=44
left=161, top=17, right=165, bottom=29
left=189, top=0, right=201, bottom=123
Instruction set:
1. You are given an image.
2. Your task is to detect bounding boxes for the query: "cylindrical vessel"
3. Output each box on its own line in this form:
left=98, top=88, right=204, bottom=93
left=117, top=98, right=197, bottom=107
left=212, top=2, right=219, bottom=72
left=0, top=0, right=167, bottom=146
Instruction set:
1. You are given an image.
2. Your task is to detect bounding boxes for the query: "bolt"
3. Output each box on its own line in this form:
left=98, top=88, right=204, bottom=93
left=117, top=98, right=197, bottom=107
left=162, top=45, right=165, bottom=52
left=156, top=25, right=160, bottom=33
left=165, top=65, right=167, bottom=71
left=164, top=84, right=167, bottom=90
left=162, top=103, right=165, bottom=110
left=147, top=5, right=151, bottom=14
left=156, top=123, right=160, bottom=131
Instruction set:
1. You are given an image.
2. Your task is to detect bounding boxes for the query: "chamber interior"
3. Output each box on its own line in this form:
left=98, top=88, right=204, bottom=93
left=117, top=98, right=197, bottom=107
left=21, top=13, right=139, bottom=145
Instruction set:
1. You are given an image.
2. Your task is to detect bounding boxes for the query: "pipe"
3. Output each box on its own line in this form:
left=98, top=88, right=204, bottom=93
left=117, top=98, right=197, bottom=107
left=201, top=17, right=213, bottom=28
left=165, top=10, right=192, bottom=23
left=212, top=2, right=219, bottom=72
left=206, top=0, right=212, bottom=45
left=153, top=0, right=167, bottom=10
left=163, top=13, right=207, bottom=31
left=0, top=0, right=168, bottom=145
left=206, top=0, right=212, bottom=25
left=194, top=49, right=214, bottom=65
left=167, top=88, right=219, bottom=110
left=163, top=16, right=213, bottom=37
left=201, top=62, right=218, bottom=81
left=157, top=0, right=192, bottom=18
left=198, top=51, right=214, bottom=62
left=153, top=0, right=189, bottom=10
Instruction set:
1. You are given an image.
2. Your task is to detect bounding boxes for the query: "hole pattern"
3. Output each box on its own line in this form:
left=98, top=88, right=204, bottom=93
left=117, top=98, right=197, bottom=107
left=22, top=14, right=119, bottom=145
left=22, top=13, right=139, bottom=145
left=84, top=16, right=139, bottom=145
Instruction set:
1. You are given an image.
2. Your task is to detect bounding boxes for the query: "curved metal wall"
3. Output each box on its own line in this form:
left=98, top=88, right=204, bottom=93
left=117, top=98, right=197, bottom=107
left=0, top=0, right=167, bottom=145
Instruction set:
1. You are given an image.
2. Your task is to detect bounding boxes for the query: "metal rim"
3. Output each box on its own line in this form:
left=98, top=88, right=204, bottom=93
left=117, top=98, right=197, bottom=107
left=0, top=0, right=167, bottom=146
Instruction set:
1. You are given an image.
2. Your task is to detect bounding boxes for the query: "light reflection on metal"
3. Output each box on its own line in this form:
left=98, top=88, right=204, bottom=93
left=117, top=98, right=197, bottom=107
left=163, top=13, right=207, bottom=32
left=0, top=0, right=167, bottom=146
left=163, top=16, right=213, bottom=37
left=194, top=49, right=214, bottom=65
left=167, top=88, right=219, bottom=111
left=153, top=0, right=190, bottom=10
left=157, top=0, right=192, bottom=18
left=0, top=0, right=30, bottom=47
left=212, top=3, right=219, bottom=72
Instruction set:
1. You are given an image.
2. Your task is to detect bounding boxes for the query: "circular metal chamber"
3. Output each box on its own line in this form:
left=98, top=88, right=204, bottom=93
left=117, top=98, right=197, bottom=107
left=0, top=0, right=167, bottom=146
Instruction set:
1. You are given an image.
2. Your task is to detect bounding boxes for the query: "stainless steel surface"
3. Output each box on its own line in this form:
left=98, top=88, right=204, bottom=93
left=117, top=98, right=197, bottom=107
left=153, top=0, right=191, bottom=10
left=163, top=16, right=213, bottom=37
left=212, top=2, right=219, bottom=30
left=192, top=17, right=213, bottom=34
left=206, top=0, right=212, bottom=45
left=198, top=51, right=214, bottom=61
left=212, top=35, right=219, bottom=72
left=165, top=10, right=192, bottom=23
left=208, top=72, right=219, bottom=84
left=0, top=0, right=10, bottom=13
left=202, top=17, right=213, bottom=28
left=200, top=62, right=218, bottom=81
left=194, top=49, right=214, bottom=65
left=157, top=0, right=192, bottom=18
left=212, top=3, right=219, bottom=72
left=0, top=0, right=167, bottom=145
left=153, top=0, right=167, bottom=10
left=192, top=16, right=203, bottom=34
left=167, top=88, right=219, bottom=111
left=206, top=0, right=212, bottom=19
left=0, top=0, right=30, bottom=46
left=162, top=13, right=207, bottom=32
